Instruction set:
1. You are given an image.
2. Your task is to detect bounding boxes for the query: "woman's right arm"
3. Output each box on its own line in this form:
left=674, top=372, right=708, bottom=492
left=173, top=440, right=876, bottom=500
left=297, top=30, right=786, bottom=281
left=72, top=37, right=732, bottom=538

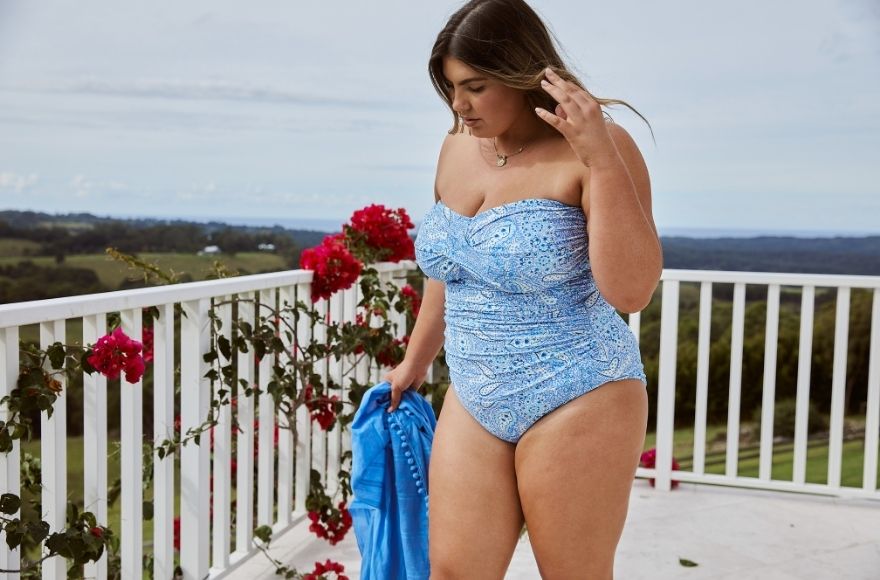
left=383, top=277, right=445, bottom=412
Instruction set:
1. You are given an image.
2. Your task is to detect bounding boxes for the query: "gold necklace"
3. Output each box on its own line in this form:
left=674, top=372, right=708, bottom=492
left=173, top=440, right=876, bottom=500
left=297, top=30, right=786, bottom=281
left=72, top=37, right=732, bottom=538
left=492, top=137, right=528, bottom=167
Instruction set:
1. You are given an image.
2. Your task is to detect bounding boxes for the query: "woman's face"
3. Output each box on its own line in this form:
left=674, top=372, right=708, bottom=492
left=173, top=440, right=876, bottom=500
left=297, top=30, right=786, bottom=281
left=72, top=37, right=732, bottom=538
left=441, top=56, right=526, bottom=137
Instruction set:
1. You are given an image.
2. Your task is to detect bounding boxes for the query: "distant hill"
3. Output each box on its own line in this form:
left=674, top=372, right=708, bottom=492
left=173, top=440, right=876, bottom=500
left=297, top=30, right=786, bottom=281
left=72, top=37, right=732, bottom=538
left=3, top=209, right=880, bottom=276
left=660, top=235, right=880, bottom=276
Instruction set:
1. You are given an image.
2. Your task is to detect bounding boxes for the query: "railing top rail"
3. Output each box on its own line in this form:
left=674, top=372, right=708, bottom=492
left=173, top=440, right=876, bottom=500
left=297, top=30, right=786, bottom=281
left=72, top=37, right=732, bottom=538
left=0, top=260, right=418, bottom=329
left=660, top=268, right=880, bottom=288
left=2, top=264, right=877, bottom=329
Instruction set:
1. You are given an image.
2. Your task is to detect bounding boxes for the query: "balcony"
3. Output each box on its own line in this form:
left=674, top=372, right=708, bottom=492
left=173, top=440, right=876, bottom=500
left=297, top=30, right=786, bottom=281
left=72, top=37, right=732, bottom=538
left=1, top=264, right=878, bottom=579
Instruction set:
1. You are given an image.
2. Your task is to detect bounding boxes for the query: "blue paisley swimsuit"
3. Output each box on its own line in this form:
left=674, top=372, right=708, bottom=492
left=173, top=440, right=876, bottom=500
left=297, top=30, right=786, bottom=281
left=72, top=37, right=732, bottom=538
left=414, top=197, right=648, bottom=443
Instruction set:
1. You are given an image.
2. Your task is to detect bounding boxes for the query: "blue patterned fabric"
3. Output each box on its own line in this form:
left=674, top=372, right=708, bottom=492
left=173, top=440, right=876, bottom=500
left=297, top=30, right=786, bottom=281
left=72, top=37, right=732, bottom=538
left=349, top=381, right=435, bottom=580
left=414, top=197, right=647, bottom=443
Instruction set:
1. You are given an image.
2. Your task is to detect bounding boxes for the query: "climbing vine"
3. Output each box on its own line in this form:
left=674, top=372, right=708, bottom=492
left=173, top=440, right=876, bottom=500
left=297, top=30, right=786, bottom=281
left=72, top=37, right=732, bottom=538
left=0, top=204, right=434, bottom=578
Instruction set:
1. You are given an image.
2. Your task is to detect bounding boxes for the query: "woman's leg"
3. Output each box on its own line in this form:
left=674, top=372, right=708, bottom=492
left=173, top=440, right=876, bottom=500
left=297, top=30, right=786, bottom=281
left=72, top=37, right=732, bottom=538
left=429, top=385, right=525, bottom=580
left=514, top=378, right=648, bottom=580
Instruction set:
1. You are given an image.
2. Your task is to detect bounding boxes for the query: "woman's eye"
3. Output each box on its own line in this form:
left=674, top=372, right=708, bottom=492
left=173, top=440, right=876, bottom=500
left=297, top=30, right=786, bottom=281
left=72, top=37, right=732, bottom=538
left=470, top=86, right=485, bottom=93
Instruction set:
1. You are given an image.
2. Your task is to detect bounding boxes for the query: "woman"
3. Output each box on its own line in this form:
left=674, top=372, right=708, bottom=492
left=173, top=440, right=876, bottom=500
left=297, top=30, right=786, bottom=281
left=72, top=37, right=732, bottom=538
left=383, top=0, right=662, bottom=577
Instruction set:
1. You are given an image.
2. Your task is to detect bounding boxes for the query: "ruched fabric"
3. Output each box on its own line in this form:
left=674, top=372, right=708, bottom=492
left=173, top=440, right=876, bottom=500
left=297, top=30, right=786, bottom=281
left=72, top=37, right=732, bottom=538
left=414, top=198, right=647, bottom=443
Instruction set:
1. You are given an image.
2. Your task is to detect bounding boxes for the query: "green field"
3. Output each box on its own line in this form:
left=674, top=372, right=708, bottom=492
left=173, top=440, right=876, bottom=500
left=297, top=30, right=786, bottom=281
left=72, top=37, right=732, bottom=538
left=0, top=251, right=289, bottom=288
left=0, top=237, right=42, bottom=257
left=643, top=421, right=878, bottom=485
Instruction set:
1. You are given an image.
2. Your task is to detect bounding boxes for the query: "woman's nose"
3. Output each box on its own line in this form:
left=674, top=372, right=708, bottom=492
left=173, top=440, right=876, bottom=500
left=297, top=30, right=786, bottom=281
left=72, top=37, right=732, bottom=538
left=452, top=93, right=468, bottom=114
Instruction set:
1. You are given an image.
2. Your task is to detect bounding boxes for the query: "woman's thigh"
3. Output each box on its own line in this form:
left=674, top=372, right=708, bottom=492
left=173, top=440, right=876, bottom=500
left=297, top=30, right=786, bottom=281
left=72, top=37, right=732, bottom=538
left=429, top=384, right=524, bottom=580
left=514, top=378, right=648, bottom=580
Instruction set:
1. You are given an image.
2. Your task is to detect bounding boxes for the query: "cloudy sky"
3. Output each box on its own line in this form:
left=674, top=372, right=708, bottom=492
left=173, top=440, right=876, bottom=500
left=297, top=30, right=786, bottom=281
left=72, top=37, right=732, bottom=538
left=0, top=0, right=878, bottom=235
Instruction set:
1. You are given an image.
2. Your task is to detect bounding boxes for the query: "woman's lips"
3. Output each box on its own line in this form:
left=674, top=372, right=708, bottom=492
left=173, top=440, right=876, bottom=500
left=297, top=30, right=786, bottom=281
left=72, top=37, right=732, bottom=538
left=462, top=118, right=480, bottom=126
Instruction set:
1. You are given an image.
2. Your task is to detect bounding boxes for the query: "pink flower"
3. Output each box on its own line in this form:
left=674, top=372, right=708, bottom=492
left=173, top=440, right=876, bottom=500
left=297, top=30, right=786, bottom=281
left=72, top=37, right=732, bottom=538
left=400, top=284, right=421, bottom=317
left=87, top=327, right=145, bottom=383
left=142, top=325, right=154, bottom=363
left=300, top=233, right=363, bottom=302
left=639, top=447, right=681, bottom=489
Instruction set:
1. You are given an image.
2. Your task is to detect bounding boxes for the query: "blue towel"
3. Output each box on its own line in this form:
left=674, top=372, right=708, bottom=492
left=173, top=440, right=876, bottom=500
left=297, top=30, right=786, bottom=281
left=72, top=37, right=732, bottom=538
left=349, top=381, right=436, bottom=580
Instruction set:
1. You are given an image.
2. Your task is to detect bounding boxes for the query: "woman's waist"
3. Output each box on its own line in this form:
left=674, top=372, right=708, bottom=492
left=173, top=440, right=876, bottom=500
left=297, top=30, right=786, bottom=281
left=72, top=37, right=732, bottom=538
left=444, top=280, right=612, bottom=323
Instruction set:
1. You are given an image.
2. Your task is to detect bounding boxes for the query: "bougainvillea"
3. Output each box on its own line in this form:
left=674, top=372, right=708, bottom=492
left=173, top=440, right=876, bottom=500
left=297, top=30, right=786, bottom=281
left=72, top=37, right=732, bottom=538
left=399, top=284, right=422, bottom=317
left=304, top=385, right=342, bottom=431
left=142, top=324, right=154, bottom=364
left=344, top=204, right=415, bottom=263
left=299, top=233, right=364, bottom=303
left=307, top=501, right=353, bottom=546
left=639, top=447, right=681, bottom=489
left=303, top=558, right=350, bottom=580
left=85, top=327, right=145, bottom=383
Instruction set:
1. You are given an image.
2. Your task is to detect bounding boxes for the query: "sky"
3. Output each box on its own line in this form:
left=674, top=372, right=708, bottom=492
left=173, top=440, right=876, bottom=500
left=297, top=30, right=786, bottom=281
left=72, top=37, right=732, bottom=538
left=0, top=0, right=878, bottom=235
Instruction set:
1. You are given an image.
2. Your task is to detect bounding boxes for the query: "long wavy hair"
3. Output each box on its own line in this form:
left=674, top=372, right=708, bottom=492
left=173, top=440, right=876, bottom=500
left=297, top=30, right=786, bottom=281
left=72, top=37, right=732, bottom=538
left=429, top=0, right=654, bottom=142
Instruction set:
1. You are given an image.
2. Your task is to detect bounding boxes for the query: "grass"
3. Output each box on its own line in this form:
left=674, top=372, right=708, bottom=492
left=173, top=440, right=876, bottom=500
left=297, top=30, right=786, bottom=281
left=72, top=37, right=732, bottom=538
left=0, top=238, right=42, bottom=257
left=642, top=421, right=879, bottom=487
left=0, top=251, right=289, bottom=288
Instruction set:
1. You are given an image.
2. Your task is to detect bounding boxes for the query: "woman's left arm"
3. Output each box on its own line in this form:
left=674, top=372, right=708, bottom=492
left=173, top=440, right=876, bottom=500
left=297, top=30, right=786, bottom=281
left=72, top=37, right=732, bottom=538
left=536, top=67, right=663, bottom=313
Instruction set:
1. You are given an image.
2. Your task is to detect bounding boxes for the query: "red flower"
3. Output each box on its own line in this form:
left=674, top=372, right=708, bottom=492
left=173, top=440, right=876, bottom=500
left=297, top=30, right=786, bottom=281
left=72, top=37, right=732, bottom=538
left=89, top=526, right=104, bottom=539
left=307, top=501, right=353, bottom=546
left=173, top=516, right=181, bottom=551
left=300, top=233, right=364, bottom=303
left=345, top=204, right=415, bottom=262
left=304, top=385, right=341, bottom=431
left=304, top=558, right=349, bottom=580
left=639, top=447, right=681, bottom=489
left=86, top=327, right=145, bottom=383
left=142, top=325, right=154, bottom=364
left=400, top=285, right=421, bottom=317
left=376, top=335, right=410, bottom=368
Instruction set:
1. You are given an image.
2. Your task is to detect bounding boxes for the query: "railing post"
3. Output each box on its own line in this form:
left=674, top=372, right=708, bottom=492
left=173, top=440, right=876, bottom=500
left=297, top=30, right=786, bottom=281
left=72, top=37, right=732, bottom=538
left=758, top=284, right=781, bottom=481
left=863, top=288, right=880, bottom=492
left=40, top=320, right=66, bottom=580
left=294, top=284, right=314, bottom=514
left=119, top=309, right=144, bottom=577
left=153, top=303, right=176, bottom=579
left=257, top=289, right=276, bottom=527
left=83, top=314, right=108, bottom=580
left=793, top=286, right=815, bottom=485
left=655, top=279, right=679, bottom=491
left=212, top=296, right=233, bottom=568
left=0, top=326, right=21, bottom=572
left=276, top=286, right=295, bottom=525
left=180, top=298, right=211, bottom=578
left=828, top=286, right=850, bottom=489
left=235, top=293, right=256, bottom=554
left=726, top=283, right=746, bottom=477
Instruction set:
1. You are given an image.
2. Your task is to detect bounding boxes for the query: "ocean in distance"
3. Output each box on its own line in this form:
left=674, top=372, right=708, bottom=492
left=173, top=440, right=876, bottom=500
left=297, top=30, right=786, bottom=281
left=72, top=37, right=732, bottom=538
left=169, top=213, right=880, bottom=239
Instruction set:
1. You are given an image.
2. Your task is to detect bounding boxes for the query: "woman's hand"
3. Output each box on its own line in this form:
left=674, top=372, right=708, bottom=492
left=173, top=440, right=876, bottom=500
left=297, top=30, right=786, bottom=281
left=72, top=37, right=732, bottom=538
left=535, top=67, right=618, bottom=168
left=382, top=358, right=430, bottom=413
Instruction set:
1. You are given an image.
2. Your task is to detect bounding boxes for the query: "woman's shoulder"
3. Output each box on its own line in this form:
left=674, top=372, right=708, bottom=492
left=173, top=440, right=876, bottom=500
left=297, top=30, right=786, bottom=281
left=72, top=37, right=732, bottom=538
left=434, top=131, right=474, bottom=202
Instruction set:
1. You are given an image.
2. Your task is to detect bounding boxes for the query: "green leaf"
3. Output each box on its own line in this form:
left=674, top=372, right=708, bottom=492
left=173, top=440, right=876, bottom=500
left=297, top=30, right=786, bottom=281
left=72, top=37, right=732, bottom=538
left=80, top=350, right=97, bottom=374
left=218, top=335, right=232, bottom=360
left=28, top=520, right=50, bottom=543
left=3, top=519, right=23, bottom=550
left=47, top=342, right=66, bottom=370
left=0, top=493, right=22, bottom=514
left=143, top=500, right=154, bottom=521
left=679, top=557, right=699, bottom=567
left=203, top=350, right=219, bottom=363
left=0, top=428, right=12, bottom=453
left=253, top=524, right=272, bottom=544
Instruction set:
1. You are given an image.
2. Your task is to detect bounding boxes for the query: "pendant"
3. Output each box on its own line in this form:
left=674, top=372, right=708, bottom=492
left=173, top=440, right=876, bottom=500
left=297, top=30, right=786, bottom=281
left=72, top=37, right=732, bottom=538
left=496, top=155, right=507, bottom=167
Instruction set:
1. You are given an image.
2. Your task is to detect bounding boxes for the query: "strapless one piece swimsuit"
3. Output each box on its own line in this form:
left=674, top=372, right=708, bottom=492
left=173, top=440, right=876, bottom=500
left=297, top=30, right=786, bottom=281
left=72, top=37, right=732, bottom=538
left=414, top=197, right=648, bottom=443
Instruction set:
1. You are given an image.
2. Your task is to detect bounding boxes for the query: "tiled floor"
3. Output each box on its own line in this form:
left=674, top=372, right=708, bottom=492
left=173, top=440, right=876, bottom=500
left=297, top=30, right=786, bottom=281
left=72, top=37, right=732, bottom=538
left=227, top=480, right=880, bottom=579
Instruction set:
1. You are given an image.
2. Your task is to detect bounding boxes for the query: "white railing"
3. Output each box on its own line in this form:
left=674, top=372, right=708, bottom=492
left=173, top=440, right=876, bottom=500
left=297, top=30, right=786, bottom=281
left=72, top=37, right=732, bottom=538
left=636, top=269, right=880, bottom=500
left=0, top=262, right=414, bottom=579
left=1, top=267, right=879, bottom=577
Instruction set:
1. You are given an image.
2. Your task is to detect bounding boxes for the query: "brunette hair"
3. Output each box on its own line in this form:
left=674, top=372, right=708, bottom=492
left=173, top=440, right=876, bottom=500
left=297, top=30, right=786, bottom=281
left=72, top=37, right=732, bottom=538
left=429, top=0, right=653, bottom=141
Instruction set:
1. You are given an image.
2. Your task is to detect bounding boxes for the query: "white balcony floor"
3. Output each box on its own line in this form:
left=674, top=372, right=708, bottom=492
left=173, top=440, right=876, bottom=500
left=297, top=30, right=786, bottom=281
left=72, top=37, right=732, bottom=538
left=226, top=480, right=880, bottom=579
